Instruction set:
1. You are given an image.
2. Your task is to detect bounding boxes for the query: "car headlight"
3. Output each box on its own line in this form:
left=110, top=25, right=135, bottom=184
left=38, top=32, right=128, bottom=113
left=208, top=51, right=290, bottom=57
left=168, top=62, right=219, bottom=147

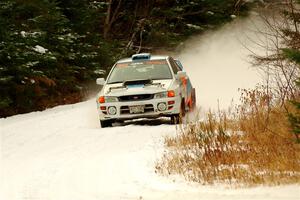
left=105, top=96, right=118, bottom=102
left=154, top=92, right=167, bottom=99
left=154, top=90, right=176, bottom=99
left=98, top=96, right=118, bottom=103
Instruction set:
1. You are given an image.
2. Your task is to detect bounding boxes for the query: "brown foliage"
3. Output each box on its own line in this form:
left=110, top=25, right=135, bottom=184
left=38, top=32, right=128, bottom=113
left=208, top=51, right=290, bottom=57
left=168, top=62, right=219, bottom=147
left=157, top=88, right=300, bottom=186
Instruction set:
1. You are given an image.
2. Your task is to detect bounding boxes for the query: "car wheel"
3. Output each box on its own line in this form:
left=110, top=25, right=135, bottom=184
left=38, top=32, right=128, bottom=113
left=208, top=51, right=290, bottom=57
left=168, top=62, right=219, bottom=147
left=100, top=120, right=113, bottom=128
left=170, top=114, right=180, bottom=124
left=191, top=88, right=196, bottom=110
left=170, top=100, right=185, bottom=124
left=181, top=99, right=186, bottom=117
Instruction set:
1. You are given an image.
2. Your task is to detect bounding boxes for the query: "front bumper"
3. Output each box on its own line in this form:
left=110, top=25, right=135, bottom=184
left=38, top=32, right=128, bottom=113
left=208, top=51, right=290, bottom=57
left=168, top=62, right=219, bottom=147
left=97, top=96, right=181, bottom=121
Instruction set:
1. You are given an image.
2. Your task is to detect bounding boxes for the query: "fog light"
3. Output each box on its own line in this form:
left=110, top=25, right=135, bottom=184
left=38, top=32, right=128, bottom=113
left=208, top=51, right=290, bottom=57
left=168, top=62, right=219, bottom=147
left=168, top=100, right=175, bottom=105
left=157, top=103, right=167, bottom=111
left=100, top=106, right=106, bottom=110
left=108, top=106, right=117, bottom=115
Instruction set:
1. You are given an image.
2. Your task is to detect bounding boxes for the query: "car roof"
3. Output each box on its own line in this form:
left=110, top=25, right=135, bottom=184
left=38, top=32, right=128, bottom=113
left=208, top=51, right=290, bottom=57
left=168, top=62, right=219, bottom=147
left=117, top=55, right=169, bottom=64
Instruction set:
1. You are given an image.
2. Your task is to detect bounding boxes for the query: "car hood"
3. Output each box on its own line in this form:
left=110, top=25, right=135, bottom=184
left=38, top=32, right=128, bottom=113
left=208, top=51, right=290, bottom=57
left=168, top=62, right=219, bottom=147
left=102, top=79, right=173, bottom=96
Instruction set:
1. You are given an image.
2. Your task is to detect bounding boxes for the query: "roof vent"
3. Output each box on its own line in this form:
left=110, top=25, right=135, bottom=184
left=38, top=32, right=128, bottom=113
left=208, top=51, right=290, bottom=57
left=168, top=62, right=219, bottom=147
left=132, top=53, right=151, bottom=61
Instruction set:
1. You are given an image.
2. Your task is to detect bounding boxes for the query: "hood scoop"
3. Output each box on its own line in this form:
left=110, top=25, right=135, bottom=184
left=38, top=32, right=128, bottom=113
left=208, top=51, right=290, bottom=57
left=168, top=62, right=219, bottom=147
left=123, top=79, right=152, bottom=88
left=106, top=79, right=164, bottom=94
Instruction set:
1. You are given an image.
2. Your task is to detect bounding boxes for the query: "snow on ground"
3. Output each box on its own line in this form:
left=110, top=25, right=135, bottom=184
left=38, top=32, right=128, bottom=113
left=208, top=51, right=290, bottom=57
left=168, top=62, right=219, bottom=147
left=1, top=13, right=299, bottom=200
left=1, top=100, right=299, bottom=200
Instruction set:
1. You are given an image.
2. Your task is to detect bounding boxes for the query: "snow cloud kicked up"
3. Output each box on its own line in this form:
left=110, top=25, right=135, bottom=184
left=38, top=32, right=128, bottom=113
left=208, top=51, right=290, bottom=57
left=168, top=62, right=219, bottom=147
left=177, top=12, right=265, bottom=110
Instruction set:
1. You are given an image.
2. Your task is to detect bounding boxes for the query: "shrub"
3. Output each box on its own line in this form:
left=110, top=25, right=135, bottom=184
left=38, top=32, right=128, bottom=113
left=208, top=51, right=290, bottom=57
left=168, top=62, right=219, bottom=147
left=157, top=87, right=300, bottom=185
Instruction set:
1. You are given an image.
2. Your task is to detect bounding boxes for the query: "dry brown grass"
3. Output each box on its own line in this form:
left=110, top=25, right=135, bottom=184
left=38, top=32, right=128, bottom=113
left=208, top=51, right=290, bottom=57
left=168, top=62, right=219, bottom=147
left=157, top=88, right=300, bottom=186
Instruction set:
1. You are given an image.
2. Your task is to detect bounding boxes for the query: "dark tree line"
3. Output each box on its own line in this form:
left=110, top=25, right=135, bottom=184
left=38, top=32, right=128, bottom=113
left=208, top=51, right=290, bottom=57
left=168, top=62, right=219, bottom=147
left=0, top=0, right=250, bottom=117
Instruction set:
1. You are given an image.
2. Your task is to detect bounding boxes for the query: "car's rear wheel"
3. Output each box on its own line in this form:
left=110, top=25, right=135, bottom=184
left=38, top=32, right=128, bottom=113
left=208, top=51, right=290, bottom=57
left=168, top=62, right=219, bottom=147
left=100, top=120, right=113, bottom=128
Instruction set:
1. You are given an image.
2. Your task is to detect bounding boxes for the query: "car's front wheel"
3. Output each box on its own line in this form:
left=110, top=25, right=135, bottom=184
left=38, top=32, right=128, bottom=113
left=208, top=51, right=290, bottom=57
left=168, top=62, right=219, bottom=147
left=170, top=99, right=185, bottom=124
left=100, top=120, right=113, bottom=128
left=191, top=88, right=196, bottom=110
left=170, top=115, right=180, bottom=124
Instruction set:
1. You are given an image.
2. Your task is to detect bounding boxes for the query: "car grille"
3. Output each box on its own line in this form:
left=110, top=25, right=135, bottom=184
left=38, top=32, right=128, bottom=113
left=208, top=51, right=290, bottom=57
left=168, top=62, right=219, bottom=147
left=118, top=94, right=154, bottom=102
left=120, top=104, right=154, bottom=115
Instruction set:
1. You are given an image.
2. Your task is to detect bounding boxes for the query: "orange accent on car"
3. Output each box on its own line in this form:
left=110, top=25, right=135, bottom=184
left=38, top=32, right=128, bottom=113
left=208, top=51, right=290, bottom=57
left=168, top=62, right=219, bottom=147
left=116, top=63, right=130, bottom=68
left=180, top=77, right=187, bottom=86
left=167, top=90, right=175, bottom=97
left=145, top=60, right=167, bottom=65
left=98, top=96, right=105, bottom=104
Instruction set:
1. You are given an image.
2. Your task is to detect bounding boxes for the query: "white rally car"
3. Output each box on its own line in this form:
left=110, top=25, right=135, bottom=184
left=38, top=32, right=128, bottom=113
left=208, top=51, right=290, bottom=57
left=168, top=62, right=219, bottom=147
left=96, top=53, right=196, bottom=127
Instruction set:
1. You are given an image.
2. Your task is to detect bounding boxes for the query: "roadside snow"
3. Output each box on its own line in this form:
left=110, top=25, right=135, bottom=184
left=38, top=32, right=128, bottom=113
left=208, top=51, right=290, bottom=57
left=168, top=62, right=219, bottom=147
left=1, top=100, right=299, bottom=200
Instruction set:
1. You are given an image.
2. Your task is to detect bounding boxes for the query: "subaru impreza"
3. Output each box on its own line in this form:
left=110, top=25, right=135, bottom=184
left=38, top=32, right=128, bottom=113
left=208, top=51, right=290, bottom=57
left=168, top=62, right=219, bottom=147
left=96, top=53, right=196, bottom=127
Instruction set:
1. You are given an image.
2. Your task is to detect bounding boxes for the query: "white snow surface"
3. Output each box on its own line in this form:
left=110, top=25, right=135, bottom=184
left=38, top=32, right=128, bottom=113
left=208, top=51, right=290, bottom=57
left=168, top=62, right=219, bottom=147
left=1, top=14, right=299, bottom=200
left=1, top=101, right=299, bottom=200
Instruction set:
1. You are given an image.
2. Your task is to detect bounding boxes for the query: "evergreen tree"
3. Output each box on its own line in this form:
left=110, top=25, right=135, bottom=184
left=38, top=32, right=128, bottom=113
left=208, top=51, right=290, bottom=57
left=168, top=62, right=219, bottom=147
left=0, top=0, right=115, bottom=116
left=0, top=0, right=83, bottom=114
left=283, top=48, right=300, bottom=142
left=0, top=0, right=250, bottom=117
left=280, top=2, right=300, bottom=142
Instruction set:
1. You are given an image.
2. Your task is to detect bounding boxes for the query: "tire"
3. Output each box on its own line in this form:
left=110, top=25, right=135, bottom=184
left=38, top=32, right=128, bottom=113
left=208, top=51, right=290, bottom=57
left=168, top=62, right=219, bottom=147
left=100, top=120, right=113, bottom=128
left=170, top=99, right=185, bottom=124
left=191, top=88, right=196, bottom=110
left=170, top=114, right=180, bottom=124
left=181, top=98, right=186, bottom=117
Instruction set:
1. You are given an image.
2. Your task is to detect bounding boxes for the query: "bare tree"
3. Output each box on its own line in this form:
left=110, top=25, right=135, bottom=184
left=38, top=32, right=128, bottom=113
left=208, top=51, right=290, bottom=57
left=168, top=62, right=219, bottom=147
left=250, top=1, right=300, bottom=105
left=103, top=0, right=123, bottom=39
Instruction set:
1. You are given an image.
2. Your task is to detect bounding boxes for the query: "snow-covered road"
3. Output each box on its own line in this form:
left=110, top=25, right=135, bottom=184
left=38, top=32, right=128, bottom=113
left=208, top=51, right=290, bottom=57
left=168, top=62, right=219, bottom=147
left=1, top=100, right=299, bottom=200
left=1, top=14, right=299, bottom=200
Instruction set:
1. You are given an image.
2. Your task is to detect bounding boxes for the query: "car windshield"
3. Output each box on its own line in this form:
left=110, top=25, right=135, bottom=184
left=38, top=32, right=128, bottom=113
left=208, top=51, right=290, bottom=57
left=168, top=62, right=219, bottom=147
left=107, top=60, right=172, bottom=84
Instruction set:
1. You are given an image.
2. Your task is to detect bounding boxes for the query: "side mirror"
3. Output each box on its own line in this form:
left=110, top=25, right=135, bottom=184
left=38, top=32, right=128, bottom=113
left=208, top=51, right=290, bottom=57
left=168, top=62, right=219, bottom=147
left=96, top=78, right=105, bottom=85
left=176, top=71, right=186, bottom=79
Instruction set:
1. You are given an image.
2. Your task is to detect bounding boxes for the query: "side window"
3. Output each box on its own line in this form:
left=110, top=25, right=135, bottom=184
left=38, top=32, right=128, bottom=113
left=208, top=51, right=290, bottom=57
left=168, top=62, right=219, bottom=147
left=169, top=57, right=181, bottom=74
